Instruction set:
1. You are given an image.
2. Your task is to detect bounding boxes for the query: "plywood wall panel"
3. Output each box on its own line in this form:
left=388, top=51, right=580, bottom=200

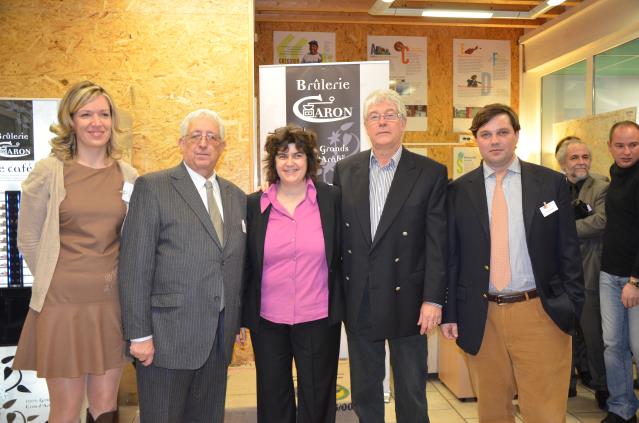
left=0, top=0, right=254, bottom=191
left=256, top=21, right=522, bottom=176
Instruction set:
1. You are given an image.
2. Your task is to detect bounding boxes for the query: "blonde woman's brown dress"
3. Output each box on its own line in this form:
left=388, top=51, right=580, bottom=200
left=13, top=162, right=128, bottom=378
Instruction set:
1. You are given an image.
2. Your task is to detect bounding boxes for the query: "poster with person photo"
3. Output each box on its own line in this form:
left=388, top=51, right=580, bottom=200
left=273, top=31, right=335, bottom=64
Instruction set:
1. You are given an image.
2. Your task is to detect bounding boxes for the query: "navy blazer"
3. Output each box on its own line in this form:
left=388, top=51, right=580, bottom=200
left=444, top=160, right=585, bottom=355
left=333, top=148, right=448, bottom=341
left=242, top=181, right=344, bottom=332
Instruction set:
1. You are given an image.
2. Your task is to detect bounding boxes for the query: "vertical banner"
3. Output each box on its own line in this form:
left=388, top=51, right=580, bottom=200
left=258, top=62, right=389, bottom=419
left=452, top=39, right=511, bottom=133
left=273, top=31, right=336, bottom=64
left=259, top=61, right=389, bottom=184
left=0, top=99, right=57, bottom=288
left=367, top=35, right=427, bottom=131
left=285, top=64, right=360, bottom=184
left=0, top=100, right=57, bottom=189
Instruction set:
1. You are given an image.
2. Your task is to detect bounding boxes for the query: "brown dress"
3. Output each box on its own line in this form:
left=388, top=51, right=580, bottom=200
left=13, top=161, right=128, bottom=378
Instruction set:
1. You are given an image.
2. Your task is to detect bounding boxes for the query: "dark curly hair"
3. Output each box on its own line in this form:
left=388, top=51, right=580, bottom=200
left=263, top=125, right=321, bottom=185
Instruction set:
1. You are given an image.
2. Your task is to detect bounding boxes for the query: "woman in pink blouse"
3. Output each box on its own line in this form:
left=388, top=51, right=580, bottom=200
left=242, top=125, right=344, bottom=423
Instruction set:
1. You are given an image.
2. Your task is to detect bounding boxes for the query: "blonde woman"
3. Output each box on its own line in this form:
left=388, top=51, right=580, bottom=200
left=12, top=81, right=137, bottom=423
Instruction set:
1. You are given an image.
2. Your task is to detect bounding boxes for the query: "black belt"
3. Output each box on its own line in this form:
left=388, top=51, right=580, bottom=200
left=484, top=289, right=538, bottom=305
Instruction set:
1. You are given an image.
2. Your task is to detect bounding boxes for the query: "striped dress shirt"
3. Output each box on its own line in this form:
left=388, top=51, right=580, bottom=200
left=369, top=146, right=403, bottom=239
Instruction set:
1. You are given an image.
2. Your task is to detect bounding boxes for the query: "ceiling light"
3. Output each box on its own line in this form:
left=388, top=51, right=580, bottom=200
left=422, top=9, right=493, bottom=19
left=381, top=0, right=394, bottom=3
left=546, top=0, right=566, bottom=5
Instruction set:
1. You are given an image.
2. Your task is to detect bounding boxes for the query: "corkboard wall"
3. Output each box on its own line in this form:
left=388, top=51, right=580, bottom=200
left=0, top=0, right=254, bottom=191
left=255, top=22, right=523, bottom=176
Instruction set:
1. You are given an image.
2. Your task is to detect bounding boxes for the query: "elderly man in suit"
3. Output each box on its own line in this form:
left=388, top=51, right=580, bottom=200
left=442, top=104, right=584, bottom=422
left=556, top=136, right=609, bottom=409
left=333, top=89, right=447, bottom=423
left=118, top=109, right=246, bottom=422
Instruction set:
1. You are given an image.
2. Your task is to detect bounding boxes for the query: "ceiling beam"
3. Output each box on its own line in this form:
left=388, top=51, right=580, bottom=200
left=402, top=0, right=582, bottom=5
left=255, top=11, right=542, bottom=27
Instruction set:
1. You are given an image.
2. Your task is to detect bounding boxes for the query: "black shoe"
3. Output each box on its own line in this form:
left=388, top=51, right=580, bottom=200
left=580, top=370, right=593, bottom=387
left=568, top=386, right=577, bottom=397
left=600, top=412, right=637, bottom=422
left=595, top=390, right=609, bottom=410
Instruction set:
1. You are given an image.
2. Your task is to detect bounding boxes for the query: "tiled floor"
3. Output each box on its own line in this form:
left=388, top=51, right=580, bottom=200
left=115, top=360, right=636, bottom=422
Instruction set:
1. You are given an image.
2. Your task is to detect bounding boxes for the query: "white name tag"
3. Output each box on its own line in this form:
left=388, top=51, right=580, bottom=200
left=241, top=219, right=246, bottom=233
left=122, top=182, right=134, bottom=203
left=539, top=200, right=558, bottom=217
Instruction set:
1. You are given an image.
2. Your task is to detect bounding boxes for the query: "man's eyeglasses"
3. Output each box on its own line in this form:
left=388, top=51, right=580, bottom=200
left=366, top=112, right=403, bottom=123
left=184, top=132, right=223, bottom=144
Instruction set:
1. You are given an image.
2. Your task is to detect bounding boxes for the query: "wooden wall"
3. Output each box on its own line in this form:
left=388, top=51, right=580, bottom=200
left=0, top=0, right=254, bottom=191
left=255, top=22, right=523, bottom=175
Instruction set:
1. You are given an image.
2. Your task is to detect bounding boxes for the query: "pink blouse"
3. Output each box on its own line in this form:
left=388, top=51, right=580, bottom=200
left=260, top=179, right=329, bottom=324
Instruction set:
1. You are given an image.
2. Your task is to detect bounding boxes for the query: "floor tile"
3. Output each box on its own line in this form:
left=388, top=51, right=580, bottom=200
left=118, top=358, right=631, bottom=422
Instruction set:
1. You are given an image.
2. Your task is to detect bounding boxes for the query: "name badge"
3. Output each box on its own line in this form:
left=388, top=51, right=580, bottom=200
left=241, top=219, right=247, bottom=233
left=539, top=200, right=558, bottom=217
left=122, top=182, right=134, bottom=203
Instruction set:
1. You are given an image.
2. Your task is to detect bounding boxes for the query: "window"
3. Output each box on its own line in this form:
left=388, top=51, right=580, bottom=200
left=540, top=61, right=586, bottom=166
left=594, top=38, right=639, bottom=114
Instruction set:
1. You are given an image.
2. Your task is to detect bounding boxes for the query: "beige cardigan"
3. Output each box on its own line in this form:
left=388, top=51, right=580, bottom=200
left=18, top=156, right=138, bottom=312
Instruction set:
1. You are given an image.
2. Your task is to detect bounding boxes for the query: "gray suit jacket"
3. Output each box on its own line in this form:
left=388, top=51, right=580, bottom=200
left=576, top=174, right=609, bottom=291
left=118, top=162, right=246, bottom=369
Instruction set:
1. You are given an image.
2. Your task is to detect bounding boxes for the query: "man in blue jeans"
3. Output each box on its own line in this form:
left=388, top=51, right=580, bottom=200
left=600, top=121, right=639, bottom=423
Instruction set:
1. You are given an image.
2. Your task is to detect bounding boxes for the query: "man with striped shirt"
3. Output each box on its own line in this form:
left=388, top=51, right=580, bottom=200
left=333, top=89, right=448, bottom=423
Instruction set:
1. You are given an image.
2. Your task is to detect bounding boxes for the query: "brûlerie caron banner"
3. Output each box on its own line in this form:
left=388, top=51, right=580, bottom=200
left=258, top=61, right=389, bottom=186
left=285, top=64, right=360, bottom=184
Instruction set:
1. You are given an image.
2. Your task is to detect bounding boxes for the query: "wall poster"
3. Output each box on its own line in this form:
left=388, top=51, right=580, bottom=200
left=453, top=39, right=511, bottom=133
left=273, top=31, right=336, bottom=65
left=367, top=35, right=428, bottom=131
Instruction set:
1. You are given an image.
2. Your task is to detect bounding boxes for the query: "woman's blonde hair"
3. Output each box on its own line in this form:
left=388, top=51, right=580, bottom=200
left=50, top=80, right=121, bottom=161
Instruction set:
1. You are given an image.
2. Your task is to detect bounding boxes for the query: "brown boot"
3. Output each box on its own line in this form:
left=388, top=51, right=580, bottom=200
left=87, top=409, right=118, bottom=423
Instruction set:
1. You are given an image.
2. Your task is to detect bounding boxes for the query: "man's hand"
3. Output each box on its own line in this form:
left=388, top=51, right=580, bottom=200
left=621, top=283, right=639, bottom=308
left=235, top=327, right=247, bottom=345
left=417, top=302, right=442, bottom=335
left=130, top=339, right=155, bottom=366
left=440, top=323, right=459, bottom=339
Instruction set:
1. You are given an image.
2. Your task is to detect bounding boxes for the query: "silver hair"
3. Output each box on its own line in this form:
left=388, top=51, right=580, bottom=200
left=362, top=89, right=407, bottom=121
left=555, top=136, right=590, bottom=165
left=179, top=109, right=225, bottom=139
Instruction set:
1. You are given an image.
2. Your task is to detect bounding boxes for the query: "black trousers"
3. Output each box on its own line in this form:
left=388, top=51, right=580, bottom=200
left=251, top=317, right=341, bottom=423
left=580, top=288, right=607, bottom=390
left=347, top=290, right=429, bottom=423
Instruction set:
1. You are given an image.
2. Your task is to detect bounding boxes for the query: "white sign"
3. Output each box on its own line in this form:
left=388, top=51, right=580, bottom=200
left=452, top=39, right=511, bottom=133
left=453, top=147, right=482, bottom=179
left=1, top=346, right=50, bottom=422
left=368, top=35, right=428, bottom=131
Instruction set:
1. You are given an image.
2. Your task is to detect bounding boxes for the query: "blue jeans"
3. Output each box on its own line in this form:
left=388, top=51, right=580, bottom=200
left=600, top=271, right=639, bottom=419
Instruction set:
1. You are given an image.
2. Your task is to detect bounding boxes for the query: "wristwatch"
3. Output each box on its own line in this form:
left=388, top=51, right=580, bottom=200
left=628, top=277, right=639, bottom=288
